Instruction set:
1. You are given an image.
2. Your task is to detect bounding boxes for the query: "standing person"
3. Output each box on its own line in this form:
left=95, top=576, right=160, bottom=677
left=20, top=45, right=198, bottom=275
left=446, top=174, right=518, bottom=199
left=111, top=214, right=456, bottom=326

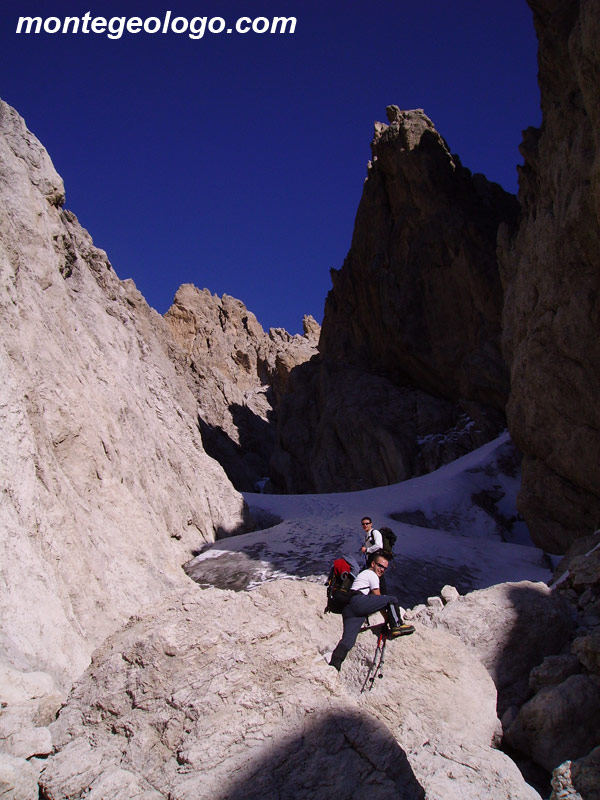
left=360, top=517, right=395, bottom=593
left=329, top=554, right=414, bottom=672
left=360, top=517, right=383, bottom=561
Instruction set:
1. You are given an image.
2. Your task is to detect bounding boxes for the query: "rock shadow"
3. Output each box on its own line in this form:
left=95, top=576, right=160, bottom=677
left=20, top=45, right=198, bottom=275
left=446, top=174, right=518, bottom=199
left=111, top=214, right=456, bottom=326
left=215, top=709, right=425, bottom=800
left=493, top=583, right=574, bottom=716
left=184, top=550, right=271, bottom=591
left=390, top=489, right=518, bottom=542
left=198, top=400, right=275, bottom=492
left=477, top=583, right=575, bottom=795
left=183, top=539, right=338, bottom=591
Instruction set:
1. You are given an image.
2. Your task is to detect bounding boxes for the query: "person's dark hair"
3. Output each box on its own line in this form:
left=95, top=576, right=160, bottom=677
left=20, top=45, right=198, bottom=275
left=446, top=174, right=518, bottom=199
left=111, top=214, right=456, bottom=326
left=361, top=516, right=372, bottom=524
left=367, top=552, right=389, bottom=567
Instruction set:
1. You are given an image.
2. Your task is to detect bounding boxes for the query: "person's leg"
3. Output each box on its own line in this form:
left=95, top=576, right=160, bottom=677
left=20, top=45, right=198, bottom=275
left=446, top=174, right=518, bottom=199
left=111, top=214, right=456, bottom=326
left=329, top=643, right=347, bottom=671
left=380, top=596, right=415, bottom=636
left=329, top=593, right=415, bottom=670
left=351, top=593, right=391, bottom=617
left=329, top=606, right=366, bottom=670
left=357, top=592, right=415, bottom=636
left=379, top=572, right=388, bottom=595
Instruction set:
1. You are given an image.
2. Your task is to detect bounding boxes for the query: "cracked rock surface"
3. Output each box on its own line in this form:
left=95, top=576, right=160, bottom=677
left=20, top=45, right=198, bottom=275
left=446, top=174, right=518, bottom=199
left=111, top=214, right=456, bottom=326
left=39, top=581, right=541, bottom=800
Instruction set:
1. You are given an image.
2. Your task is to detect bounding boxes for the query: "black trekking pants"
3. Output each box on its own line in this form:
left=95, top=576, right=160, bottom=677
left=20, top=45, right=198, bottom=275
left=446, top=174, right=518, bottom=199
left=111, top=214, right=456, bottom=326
left=331, top=592, right=401, bottom=665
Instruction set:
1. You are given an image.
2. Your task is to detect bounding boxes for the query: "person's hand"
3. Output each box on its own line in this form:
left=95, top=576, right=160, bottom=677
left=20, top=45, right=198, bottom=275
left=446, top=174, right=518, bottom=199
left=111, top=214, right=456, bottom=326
left=360, top=546, right=366, bottom=553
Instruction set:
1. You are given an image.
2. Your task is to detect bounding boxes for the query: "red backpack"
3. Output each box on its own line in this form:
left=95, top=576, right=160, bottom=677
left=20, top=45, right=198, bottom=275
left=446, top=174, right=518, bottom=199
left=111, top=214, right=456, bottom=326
left=325, top=555, right=360, bottom=614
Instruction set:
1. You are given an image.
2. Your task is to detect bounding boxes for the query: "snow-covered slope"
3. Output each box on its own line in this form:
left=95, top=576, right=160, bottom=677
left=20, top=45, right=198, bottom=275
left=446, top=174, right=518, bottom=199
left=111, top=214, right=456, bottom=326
left=185, top=433, right=552, bottom=606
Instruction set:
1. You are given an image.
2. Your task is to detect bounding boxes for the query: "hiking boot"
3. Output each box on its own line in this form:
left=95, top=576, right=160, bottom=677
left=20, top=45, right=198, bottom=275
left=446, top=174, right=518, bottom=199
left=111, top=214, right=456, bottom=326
left=387, top=623, right=415, bottom=638
left=329, top=655, right=344, bottom=671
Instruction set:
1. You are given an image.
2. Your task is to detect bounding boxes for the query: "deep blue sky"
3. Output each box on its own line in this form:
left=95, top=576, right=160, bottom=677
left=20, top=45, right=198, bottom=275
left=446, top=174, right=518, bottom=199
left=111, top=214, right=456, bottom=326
left=1, top=1, right=540, bottom=333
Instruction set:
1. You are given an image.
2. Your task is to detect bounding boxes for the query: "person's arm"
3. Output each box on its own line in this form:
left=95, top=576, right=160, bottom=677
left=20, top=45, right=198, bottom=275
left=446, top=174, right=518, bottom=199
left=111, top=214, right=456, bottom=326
left=371, top=588, right=381, bottom=595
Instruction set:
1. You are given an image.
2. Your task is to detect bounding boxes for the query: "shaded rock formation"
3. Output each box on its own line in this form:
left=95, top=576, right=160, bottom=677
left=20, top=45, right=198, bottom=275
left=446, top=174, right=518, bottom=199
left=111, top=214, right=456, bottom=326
left=410, top=554, right=600, bottom=795
left=498, top=533, right=600, bottom=792
left=321, top=106, right=517, bottom=408
left=0, top=98, right=246, bottom=689
left=272, top=359, right=506, bottom=493
left=272, top=107, right=517, bottom=493
left=505, top=673, right=600, bottom=772
left=164, top=285, right=318, bottom=491
left=499, top=0, right=600, bottom=553
left=38, top=582, right=541, bottom=800
left=412, top=581, right=574, bottom=716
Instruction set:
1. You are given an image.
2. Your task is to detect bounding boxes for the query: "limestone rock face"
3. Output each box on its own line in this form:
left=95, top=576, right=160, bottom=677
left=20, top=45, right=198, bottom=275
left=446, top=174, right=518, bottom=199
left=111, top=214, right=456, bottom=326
left=271, top=359, right=506, bottom=494
left=164, top=285, right=318, bottom=490
left=39, top=582, right=541, bottom=800
left=505, top=674, right=600, bottom=773
left=271, top=107, right=515, bottom=493
left=321, top=106, right=518, bottom=409
left=498, top=0, right=600, bottom=553
left=550, top=746, right=600, bottom=800
left=0, top=98, right=246, bottom=687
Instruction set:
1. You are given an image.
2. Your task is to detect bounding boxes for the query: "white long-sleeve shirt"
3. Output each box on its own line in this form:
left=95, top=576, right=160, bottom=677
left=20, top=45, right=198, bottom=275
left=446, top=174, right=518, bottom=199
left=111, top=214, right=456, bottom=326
left=364, top=528, right=383, bottom=554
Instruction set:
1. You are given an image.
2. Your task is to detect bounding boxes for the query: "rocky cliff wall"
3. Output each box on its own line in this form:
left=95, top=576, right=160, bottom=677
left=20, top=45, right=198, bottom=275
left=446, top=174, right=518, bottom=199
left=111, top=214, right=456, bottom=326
left=499, top=0, right=600, bottom=553
left=164, top=285, right=318, bottom=491
left=271, top=359, right=505, bottom=494
left=271, top=108, right=515, bottom=493
left=321, top=106, right=518, bottom=410
left=0, top=99, right=246, bottom=687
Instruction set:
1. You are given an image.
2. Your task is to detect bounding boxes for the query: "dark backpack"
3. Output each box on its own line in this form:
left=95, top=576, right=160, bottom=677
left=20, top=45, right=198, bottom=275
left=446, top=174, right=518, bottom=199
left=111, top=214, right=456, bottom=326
left=380, top=526, right=397, bottom=556
left=325, top=555, right=360, bottom=614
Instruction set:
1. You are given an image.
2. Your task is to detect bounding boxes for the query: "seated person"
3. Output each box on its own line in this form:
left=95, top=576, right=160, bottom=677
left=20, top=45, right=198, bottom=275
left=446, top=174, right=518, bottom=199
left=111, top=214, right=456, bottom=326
left=329, top=553, right=414, bottom=671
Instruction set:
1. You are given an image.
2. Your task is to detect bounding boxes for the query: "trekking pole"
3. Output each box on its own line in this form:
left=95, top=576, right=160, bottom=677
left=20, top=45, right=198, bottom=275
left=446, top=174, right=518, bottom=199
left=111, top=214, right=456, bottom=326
left=376, top=637, right=387, bottom=682
left=360, top=630, right=387, bottom=693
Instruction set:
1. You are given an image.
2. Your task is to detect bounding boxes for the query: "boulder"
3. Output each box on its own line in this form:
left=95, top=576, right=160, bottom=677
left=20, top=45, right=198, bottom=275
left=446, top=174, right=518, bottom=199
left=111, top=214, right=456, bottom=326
left=419, top=581, right=575, bottom=714
left=572, top=632, right=600, bottom=676
left=498, top=0, right=600, bottom=553
left=0, top=752, right=40, bottom=800
left=0, top=718, right=52, bottom=760
left=550, top=746, right=600, bottom=800
left=529, top=654, right=581, bottom=692
left=568, top=545, right=600, bottom=591
left=441, top=585, right=460, bottom=604
left=505, top=675, right=600, bottom=773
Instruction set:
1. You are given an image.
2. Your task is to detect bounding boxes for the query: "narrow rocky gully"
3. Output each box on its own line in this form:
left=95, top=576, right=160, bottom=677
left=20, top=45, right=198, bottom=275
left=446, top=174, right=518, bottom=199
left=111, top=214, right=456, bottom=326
left=1, top=0, right=599, bottom=798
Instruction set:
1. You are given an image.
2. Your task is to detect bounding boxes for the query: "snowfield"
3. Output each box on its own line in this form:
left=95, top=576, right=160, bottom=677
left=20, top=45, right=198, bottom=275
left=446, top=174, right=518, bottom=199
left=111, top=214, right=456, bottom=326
left=184, top=432, right=553, bottom=607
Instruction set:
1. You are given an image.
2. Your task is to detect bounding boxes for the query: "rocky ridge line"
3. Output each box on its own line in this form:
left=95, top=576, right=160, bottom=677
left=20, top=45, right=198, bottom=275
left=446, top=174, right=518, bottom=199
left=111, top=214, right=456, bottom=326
left=164, top=284, right=319, bottom=491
